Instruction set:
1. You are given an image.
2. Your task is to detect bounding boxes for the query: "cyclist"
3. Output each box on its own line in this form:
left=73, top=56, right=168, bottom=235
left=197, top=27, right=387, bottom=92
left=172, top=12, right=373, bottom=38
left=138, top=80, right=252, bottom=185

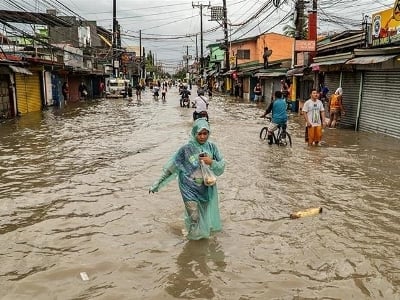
left=260, top=90, right=288, bottom=144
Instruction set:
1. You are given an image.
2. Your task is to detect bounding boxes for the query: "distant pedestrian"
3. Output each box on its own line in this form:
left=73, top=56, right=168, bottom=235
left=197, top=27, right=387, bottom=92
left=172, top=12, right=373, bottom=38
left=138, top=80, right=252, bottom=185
left=135, top=83, right=142, bottom=100
left=234, top=81, right=240, bottom=99
left=99, top=81, right=105, bottom=98
left=302, top=89, right=326, bottom=146
left=78, top=81, right=88, bottom=100
left=62, top=82, right=69, bottom=102
left=253, top=82, right=262, bottom=102
left=127, top=84, right=133, bottom=99
left=328, top=87, right=345, bottom=128
left=161, top=85, right=167, bottom=101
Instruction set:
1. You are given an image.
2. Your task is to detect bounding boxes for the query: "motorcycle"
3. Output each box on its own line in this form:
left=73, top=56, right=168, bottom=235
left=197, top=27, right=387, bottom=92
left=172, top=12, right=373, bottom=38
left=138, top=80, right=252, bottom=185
left=193, top=110, right=209, bottom=122
left=180, top=96, right=190, bottom=108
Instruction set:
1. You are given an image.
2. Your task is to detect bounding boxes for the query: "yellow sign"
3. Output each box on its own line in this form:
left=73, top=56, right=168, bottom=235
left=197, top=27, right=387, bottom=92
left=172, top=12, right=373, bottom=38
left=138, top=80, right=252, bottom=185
left=394, top=0, right=400, bottom=21
left=372, top=6, right=400, bottom=46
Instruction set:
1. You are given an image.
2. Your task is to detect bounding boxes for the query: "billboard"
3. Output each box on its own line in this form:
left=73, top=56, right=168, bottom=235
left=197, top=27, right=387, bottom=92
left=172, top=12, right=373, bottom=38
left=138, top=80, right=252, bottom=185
left=372, top=4, right=400, bottom=46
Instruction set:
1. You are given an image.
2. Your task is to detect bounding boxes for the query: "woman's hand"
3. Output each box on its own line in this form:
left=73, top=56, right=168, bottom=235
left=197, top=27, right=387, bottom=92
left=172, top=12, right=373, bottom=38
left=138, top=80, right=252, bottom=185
left=200, top=156, right=213, bottom=166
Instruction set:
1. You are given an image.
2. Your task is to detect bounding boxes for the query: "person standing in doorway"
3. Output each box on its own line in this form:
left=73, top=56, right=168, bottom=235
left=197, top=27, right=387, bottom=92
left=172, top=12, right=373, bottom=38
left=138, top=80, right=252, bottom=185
left=253, top=82, right=262, bottom=103
left=302, top=89, right=326, bottom=146
left=62, top=82, right=69, bottom=103
left=78, top=81, right=88, bottom=100
left=99, top=81, right=105, bottom=98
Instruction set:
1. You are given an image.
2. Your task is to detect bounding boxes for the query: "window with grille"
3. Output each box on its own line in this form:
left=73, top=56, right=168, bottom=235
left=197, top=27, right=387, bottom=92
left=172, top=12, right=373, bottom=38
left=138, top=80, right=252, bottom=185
left=237, top=49, right=250, bottom=59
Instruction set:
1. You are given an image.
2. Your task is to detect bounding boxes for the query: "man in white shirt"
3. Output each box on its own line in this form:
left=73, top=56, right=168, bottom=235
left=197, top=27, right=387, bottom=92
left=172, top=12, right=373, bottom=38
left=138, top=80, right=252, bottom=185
left=193, top=89, right=209, bottom=121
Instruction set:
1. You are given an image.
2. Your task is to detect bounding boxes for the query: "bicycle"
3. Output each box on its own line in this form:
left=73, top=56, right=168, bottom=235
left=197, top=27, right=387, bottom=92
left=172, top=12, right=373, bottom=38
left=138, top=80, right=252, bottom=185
left=259, top=116, right=292, bottom=147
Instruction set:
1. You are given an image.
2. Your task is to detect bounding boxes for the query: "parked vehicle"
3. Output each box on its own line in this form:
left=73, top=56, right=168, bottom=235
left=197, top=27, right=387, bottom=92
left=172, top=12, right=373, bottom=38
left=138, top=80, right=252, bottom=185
left=106, top=78, right=130, bottom=98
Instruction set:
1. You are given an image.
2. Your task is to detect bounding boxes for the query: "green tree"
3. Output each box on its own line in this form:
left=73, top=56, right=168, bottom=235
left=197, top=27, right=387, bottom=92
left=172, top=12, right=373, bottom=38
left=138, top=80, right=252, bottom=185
left=283, top=17, right=308, bottom=39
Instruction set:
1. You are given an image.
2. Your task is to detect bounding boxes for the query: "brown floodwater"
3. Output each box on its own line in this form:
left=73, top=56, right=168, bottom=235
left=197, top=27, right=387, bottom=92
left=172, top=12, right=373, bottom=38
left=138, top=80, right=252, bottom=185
left=0, top=87, right=399, bottom=299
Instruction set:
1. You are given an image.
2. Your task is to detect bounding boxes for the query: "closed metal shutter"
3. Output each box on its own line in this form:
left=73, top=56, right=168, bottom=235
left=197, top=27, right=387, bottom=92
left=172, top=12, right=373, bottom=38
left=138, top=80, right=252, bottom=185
left=15, top=73, right=41, bottom=114
left=359, top=71, right=400, bottom=138
left=324, top=73, right=341, bottom=96
left=340, top=72, right=362, bottom=129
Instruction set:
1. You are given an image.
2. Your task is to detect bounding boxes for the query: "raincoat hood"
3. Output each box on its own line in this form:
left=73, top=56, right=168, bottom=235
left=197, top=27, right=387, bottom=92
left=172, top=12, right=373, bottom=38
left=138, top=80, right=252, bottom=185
left=191, top=118, right=210, bottom=143
left=335, top=87, right=343, bottom=95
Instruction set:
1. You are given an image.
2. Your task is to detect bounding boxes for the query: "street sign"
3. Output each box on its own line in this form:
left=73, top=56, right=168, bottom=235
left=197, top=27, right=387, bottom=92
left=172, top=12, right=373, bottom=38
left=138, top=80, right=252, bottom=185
left=210, top=6, right=223, bottom=21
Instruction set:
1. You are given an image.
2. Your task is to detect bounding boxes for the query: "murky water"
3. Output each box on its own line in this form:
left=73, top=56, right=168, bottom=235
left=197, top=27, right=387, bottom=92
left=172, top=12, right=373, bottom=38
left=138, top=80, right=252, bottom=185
left=1, top=88, right=399, bottom=299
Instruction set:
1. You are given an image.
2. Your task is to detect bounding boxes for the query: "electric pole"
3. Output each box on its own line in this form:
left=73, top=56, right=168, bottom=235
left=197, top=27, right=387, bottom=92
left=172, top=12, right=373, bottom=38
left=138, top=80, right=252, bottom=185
left=308, top=0, right=317, bottom=60
left=192, top=2, right=211, bottom=79
left=222, top=0, right=229, bottom=71
left=294, top=0, right=305, bottom=66
left=112, top=0, right=118, bottom=77
left=139, top=30, right=142, bottom=80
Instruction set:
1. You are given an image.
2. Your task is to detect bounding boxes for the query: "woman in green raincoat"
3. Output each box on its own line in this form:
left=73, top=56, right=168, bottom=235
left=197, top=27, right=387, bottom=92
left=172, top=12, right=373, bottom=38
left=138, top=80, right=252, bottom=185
left=149, top=118, right=225, bottom=240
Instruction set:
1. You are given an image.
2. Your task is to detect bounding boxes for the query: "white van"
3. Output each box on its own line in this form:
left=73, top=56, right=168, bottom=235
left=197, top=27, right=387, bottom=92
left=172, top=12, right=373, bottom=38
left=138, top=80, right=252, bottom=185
left=106, top=78, right=130, bottom=97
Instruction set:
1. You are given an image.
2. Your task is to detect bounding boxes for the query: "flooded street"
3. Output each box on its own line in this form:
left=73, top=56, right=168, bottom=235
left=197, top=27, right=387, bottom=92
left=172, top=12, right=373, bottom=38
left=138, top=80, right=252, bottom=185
left=1, top=87, right=400, bottom=300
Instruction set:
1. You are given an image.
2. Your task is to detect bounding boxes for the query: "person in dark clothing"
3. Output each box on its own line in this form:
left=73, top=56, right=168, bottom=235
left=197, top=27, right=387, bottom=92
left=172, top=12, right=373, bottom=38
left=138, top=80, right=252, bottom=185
left=127, top=83, right=133, bottom=99
left=62, top=82, right=69, bottom=102
left=78, top=81, right=88, bottom=100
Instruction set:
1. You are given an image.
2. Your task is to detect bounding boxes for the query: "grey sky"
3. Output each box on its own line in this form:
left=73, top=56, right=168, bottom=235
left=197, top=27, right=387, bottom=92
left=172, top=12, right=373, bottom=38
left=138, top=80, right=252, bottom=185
left=1, top=0, right=396, bottom=73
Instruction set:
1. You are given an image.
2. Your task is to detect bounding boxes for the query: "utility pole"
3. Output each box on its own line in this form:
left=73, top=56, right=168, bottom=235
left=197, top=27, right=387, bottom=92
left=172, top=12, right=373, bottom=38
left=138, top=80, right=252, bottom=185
left=195, top=34, right=199, bottom=74
left=112, top=0, right=118, bottom=77
left=291, top=0, right=305, bottom=109
left=308, top=0, right=317, bottom=60
left=294, top=0, right=305, bottom=66
left=222, top=0, right=229, bottom=71
left=142, top=47, right=146, bottom=80
left=186, top=45, right=189, bottom=74
left=139, top=30, right=142, bottom=80
left=192, top=2, right=211, bottom=79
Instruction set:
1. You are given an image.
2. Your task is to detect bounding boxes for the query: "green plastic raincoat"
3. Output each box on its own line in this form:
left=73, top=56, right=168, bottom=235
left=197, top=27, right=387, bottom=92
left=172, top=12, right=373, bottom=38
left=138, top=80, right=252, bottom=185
left=150, top=118, right=225, bottom=240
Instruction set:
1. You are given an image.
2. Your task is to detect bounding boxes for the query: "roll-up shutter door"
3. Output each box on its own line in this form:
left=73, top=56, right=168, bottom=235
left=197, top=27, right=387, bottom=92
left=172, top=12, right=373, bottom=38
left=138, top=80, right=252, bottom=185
left=360, top=71, right=400, bottom=138
left=324, top=73, right=341, bottom=97
left=15, top=73, right=41, bottom=114
left=340, top=72, right=362, bottom=129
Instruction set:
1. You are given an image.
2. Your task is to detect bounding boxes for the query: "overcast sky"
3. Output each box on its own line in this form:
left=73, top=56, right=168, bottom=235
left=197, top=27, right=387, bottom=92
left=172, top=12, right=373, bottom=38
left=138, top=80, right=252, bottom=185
left=1, top=0, right=396, bottom=72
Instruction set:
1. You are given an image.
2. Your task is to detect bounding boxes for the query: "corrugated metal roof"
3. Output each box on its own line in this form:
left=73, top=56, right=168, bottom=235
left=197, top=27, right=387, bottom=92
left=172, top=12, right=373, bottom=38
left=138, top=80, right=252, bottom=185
left=345, top=55, right=397, bottom=65
left=9, top=65, right=32, bottom=75
left=253, top=71, right=287, bottom=77
left=0, top=10, right=73, bottom=27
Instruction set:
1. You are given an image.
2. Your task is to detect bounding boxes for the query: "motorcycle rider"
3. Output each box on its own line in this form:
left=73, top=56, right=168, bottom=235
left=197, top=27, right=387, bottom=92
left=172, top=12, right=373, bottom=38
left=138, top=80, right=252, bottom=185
left=192, top=88, right=209, bottom=121
left=179, top=85, right=191, bottom=107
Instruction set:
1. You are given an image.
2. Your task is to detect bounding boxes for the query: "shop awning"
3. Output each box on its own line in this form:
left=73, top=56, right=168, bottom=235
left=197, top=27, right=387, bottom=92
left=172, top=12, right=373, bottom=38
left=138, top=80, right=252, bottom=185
left=287, top=67, right=307, bottom=76
left=254, top=71, right=287, bottom=77
left=345, top=55, right=397, bottom=65
left=222, top=70, right=236, bottom=75
left=9, top=65, right=32, bottom=75
left=309, top=58, right=349, bottom=68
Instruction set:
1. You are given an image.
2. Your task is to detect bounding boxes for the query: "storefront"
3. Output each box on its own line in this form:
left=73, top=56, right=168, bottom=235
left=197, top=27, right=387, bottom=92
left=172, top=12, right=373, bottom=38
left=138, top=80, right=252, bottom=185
left=14, top=67, right=42, bottom=114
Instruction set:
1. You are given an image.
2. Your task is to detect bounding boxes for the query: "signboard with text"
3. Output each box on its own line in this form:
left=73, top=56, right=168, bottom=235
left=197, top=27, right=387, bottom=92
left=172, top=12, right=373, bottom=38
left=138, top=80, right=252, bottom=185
left=372, top=5, right=400, bottom=46
left=294, top=40, right=316, bottom=52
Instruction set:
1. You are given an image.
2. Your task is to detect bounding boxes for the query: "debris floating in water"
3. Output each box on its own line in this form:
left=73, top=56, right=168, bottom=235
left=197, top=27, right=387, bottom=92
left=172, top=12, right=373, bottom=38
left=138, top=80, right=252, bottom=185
left=290, top=207, right=323, bottom=219
left=80, top=272, right=89, bottom=281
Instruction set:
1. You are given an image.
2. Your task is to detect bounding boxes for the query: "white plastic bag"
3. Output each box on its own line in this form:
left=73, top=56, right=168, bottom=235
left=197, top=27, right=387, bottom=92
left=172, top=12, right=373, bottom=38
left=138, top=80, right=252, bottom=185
left=200, top=160, right=217, bottom=186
